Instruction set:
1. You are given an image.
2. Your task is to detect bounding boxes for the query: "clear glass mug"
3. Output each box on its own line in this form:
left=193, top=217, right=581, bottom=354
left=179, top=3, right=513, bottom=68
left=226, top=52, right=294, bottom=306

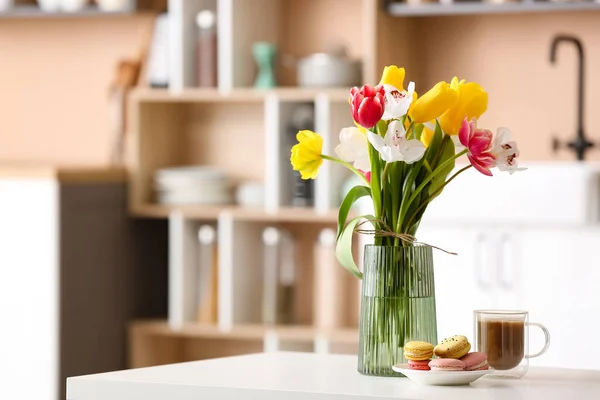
left=474, top=310, right=550, bottom=378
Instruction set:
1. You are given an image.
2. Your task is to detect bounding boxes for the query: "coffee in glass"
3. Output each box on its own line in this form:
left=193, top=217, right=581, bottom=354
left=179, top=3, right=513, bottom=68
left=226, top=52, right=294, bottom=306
left=474, top=310, right=550, bottom=378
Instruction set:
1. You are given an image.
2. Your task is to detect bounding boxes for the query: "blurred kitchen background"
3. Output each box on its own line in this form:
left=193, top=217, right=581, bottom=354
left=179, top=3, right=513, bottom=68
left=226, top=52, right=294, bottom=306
left=1, top=0, right=599, bottom=399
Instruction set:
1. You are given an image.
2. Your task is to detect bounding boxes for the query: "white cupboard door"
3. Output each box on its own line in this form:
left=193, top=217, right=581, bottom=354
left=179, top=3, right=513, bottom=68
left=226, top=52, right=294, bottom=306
left=0, top=179, right=59, bottom=400
left=518, top=229, right=600, bottom=370
left=491, top=231, right=522, bottom=310
left=418, top=226, right=494, bottom=341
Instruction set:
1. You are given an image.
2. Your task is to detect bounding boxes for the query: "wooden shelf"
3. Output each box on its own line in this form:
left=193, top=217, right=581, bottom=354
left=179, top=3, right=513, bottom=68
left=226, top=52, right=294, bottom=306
left=0, top=165, right=127, bottom=183
left=130, top=204, right=225, bottom=219
left=386, top=1, right=600, bottom=17
left=0, top=5, right=140, bottom=18
left=131, top=204, right=343, bottom=224
left=227, top=207, right=341, bottom=224
left=130, top=320, right=359, bottom=344
left=132, top=87, right=352, bottom=104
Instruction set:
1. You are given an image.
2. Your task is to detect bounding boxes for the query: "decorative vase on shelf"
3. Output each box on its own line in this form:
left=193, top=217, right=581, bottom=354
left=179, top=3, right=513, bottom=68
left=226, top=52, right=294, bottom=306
left=252, top=42, right=277, bottom=89
left=358, top=245, right=437, bottom=376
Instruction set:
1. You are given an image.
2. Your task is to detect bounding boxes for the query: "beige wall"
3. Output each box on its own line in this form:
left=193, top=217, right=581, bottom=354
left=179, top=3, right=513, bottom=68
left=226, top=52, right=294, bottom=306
left=413, top=12, right=600, bottom=161
left=0, top=15, right=155, bottom=165
left=2, top=10, right=599, bottom=165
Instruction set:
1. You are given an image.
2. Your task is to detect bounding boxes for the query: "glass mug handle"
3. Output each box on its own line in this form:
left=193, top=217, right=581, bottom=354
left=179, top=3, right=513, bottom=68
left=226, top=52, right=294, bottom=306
left=525, top=322, right=551, bottom=359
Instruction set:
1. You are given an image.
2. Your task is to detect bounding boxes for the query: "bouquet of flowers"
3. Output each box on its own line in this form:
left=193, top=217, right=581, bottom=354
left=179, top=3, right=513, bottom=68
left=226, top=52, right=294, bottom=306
left=290, top=65, right=524, bottom=278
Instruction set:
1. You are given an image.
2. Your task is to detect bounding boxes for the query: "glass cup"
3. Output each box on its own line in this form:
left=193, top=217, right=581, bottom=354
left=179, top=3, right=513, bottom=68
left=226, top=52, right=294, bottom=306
left=474, top=310, right=550, bottom=378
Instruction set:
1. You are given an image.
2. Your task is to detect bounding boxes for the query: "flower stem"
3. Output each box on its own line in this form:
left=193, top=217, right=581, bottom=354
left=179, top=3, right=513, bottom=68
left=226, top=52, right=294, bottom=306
left=398, top=149, right=468, bottom=227
left=404, top=164, right=472, bottom=230
left=423, top=159, right=433, bottom=173
left=431, top=134, right=449, bottom=168
left=367, top=141, right=383, bottom=244
left=381, top=162, right=391, bottom=240
left=321, top=154, right=370, bottom=186
left=391, top=163, right=401, bottom=246
left=405, top=121, right=415, bottom=139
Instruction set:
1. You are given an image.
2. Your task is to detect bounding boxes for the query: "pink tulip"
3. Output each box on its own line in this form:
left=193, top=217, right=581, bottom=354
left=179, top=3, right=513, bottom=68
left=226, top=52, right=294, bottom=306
left=458, top=118, right=496, bottom=176
left=359, top=169, right=372, bottom=183
left=350, top=85, right=385, bottom=129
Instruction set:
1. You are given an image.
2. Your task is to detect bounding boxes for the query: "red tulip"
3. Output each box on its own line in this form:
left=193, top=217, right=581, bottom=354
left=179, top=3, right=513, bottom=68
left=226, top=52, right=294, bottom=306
left=459, top=118, right=496, bottom=176
left=350, top=85, right=385, bottom=129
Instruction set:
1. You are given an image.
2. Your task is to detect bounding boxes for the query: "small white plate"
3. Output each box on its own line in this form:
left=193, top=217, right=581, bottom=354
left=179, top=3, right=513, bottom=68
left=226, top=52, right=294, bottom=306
left=392, top=364, right=493, bottom=386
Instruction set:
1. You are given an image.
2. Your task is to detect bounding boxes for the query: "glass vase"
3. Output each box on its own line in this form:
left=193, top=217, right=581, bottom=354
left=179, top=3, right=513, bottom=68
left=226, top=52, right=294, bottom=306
left=357, top=244, right=438, bottom=376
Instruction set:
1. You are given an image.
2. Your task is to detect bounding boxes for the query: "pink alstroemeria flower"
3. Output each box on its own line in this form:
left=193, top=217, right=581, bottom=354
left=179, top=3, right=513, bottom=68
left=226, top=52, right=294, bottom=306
left=458, top=118, right=496, bottom=176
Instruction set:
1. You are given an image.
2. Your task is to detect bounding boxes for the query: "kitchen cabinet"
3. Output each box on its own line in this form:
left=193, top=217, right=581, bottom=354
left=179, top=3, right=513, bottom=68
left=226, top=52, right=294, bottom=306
left=0, top=167, right=167, bottom=400
left=517, top=228, right=600, bottom=370
left=418, top=226, right=495, bottom=341
left=417, top=163, right=600, bottom=370
left=420, top=223, right=600, bottom=370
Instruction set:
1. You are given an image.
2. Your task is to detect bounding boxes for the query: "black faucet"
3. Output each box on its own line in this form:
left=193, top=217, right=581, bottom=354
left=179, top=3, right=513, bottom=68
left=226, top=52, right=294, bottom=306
left=550, top=35, right=595, bottom=161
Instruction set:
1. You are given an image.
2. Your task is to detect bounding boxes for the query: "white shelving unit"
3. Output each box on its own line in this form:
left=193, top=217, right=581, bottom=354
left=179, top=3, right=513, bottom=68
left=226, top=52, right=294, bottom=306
left=129, top=0, right=375, bottom=368
left=163, top=90, right=353, bottom=328
left=169, top=0, right=282, bottom=92
left=314, top=94, right=354, bottom=213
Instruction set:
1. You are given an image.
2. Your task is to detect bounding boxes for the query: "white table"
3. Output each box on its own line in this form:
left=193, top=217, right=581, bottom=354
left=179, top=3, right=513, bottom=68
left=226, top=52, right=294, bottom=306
left=67, top=352, right=600, bottom=400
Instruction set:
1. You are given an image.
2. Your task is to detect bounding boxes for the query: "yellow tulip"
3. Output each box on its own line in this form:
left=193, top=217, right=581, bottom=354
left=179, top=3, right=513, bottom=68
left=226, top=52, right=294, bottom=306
left=410, top=81, right=458, bottom=124
left=420, top=126, right=434, bottom=148
left=379, top=65, right=405, bottom=91
left=290, top=130, right=324, bottom=180
left=406, top=90, right=418, bottom=121
left=439, top=77, right=488, bottom=135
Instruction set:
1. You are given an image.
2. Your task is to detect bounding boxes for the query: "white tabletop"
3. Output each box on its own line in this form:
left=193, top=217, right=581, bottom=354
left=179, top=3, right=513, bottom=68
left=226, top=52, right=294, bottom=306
left=67, top=352, right=600, bottom=400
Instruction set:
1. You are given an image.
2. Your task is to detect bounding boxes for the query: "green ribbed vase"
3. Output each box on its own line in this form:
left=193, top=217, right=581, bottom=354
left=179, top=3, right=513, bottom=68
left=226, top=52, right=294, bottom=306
left=357, top=245, right=438, bottom=376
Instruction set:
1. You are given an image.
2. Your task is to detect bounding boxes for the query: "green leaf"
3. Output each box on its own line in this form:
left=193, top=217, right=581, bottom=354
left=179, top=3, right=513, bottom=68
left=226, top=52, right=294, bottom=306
left=336, top=214, right=377, bottom=279
left=375, top=119, right=389, bottom=136
left=397, top=155, right=425, bottom=232
left=425, top=122, right=443, bottom=167
left=428, top=134, right=456, bottom=200
left=337, top=185, right=372, bottom=240
left=412, top=123, right=424, bottom=141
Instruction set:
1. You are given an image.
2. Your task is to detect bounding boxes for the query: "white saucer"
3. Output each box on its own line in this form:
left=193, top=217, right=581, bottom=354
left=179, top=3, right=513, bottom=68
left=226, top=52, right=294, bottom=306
left=392, top=364, right=494, bottom=386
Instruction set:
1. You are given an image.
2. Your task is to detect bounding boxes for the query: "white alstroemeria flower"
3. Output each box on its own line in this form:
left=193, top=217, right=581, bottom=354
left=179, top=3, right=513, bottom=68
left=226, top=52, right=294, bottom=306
left=334, top=127, right=371, bottom=172
left=381, top=81, right=415, bottom=121
left=492, top=127, right=526, bottom=174
left=366, top=120, right=425, bottom=164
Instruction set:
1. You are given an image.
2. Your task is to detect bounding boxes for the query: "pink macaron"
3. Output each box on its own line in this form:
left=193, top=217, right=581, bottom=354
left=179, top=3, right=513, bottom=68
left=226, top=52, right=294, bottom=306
left=408, top=359, right=431, bottom=371
left=428, top=358, right=465, bottom=371
left=460, top=352, right=489, bottom=371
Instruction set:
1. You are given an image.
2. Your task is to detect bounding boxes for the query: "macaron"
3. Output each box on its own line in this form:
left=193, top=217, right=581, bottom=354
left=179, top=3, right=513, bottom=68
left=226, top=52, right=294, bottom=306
left=404, top=341, right=434, bottom=361
left=434, top=335, right=471, bottom=359
left=408, top=359, right=431, bottom=371
left=460, top=352, right=489, bottom=371
left=429, top=358, right=465, bottom=372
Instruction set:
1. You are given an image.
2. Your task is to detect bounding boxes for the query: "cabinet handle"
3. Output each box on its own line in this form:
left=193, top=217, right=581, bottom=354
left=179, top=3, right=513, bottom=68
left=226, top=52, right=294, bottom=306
left=497, top=233, right=513, bottom=291
left=474, top=233, right=491, bottom=290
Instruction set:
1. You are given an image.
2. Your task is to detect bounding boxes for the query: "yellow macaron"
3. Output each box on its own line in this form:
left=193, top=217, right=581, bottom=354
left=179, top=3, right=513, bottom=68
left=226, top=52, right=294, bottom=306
left=434, top=335, right=471, bottom=359
left=404, top=341, right=434, bottom=361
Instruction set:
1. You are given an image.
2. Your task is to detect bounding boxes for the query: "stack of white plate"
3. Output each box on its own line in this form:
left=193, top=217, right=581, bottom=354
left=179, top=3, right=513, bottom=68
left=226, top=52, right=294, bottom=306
left=154, top=166, right=232, bottom=206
